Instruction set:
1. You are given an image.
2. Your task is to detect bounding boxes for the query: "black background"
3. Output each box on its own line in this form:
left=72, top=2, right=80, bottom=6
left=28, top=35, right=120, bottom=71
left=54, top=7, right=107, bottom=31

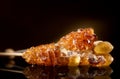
left=0, top=0, right=120, bottom=79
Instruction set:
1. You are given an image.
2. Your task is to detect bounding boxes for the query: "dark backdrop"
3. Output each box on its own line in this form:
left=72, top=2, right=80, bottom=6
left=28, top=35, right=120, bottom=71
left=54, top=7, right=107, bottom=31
left=0, top=1, right=120, bottom=78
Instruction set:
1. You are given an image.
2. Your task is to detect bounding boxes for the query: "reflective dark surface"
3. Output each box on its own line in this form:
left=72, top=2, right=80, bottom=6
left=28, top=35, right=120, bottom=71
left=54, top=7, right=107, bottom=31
left=0, top=57, right=113, bottom=79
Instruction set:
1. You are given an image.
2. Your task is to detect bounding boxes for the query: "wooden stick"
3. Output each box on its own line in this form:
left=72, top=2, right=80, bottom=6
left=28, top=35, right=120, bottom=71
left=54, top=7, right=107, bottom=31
left=0, top=49, right=26, bottom=56
left=0, top=52, right=23, bottom=56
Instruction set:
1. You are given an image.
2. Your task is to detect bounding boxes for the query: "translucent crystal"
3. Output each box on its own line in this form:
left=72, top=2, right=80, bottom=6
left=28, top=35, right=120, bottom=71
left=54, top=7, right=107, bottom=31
left=94, top=41, right=114, bottom=54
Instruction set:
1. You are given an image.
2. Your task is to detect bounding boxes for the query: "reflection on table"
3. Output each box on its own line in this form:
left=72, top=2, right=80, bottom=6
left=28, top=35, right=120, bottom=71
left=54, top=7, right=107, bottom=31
left=0, top=57, right=113, bottom=79
left=23, top=65, right=112, bottom=79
